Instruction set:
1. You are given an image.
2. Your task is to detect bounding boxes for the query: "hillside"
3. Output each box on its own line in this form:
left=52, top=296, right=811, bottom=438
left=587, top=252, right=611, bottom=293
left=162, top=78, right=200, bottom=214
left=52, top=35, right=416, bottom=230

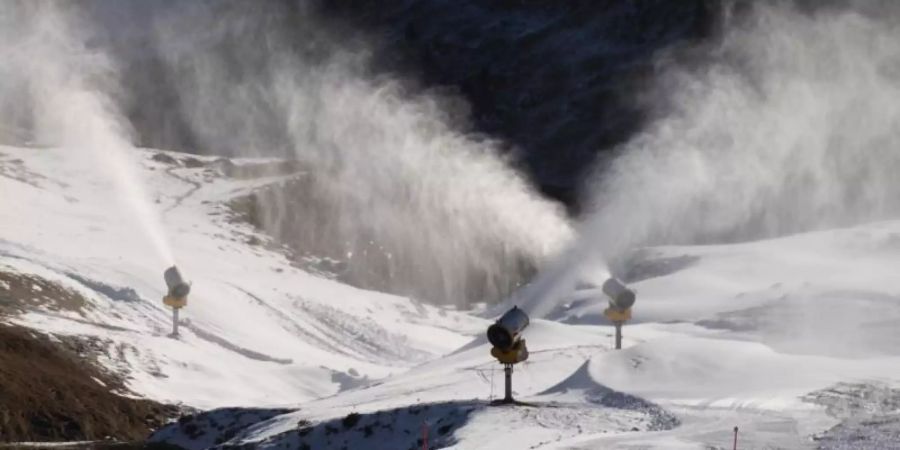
left=5, top=144, right=900, bottom=448
left=0, top=322, right=176, bottom=442
left=5, top=1, right=900, bottom=448
left=0, top=145, right=479, bottom=410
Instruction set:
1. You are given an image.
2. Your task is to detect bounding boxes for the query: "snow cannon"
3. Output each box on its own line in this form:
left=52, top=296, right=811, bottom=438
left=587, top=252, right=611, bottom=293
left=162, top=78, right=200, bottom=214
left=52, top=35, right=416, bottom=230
left=602, top=278, right=635, bottom=311
left=487, top=306, right=529, bottom=353
left=164, top=266, right=190, bottom=299
left=601, top=278, right=635, bottom=350
left=487, top=306, right=529, bottom=405
left=162, top=266, right=189, bottom=337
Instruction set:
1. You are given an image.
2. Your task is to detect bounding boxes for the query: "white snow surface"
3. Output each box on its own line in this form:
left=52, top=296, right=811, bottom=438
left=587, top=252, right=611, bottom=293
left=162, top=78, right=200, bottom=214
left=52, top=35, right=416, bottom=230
left=4, top=145, right=900, bottom=449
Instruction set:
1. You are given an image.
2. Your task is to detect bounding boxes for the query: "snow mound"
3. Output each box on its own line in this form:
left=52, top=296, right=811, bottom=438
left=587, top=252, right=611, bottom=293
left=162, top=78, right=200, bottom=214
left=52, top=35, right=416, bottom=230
left=539, top=361, right=679, bottom=432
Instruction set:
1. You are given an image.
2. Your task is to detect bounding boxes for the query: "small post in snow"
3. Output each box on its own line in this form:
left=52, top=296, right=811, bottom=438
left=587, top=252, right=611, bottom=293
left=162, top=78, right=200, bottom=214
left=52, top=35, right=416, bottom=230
left=421, top=421, right=429, bottom=450
left=614, top=321, right=623, bottom=350
left=733, top=426, right=739, bottom=450
left=503, top=364, right=513, bottom=402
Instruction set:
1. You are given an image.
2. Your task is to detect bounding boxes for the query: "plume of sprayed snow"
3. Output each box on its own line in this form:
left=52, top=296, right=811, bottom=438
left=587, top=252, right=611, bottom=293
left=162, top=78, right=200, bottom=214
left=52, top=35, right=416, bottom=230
left=0, top=1, right=175, bottom=266
left=585, top=2, right=900, bottom=260
left=515, top=1, right=900, bottom=318
left=150, top=2, right=572, bottom=305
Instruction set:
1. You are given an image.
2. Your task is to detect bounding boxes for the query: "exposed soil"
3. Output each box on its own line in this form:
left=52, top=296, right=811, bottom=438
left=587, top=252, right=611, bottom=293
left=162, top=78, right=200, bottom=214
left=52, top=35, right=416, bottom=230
left=0, top=264, right=185, bottom=447
left=0, top=270, right=87, bottom=316
left=0, top=268, right=181, bottom=446
left=0, top=322, right=178, bottom=443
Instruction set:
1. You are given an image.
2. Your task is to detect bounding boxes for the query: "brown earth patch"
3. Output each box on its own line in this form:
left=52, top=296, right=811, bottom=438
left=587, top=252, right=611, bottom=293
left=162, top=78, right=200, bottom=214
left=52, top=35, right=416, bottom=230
left=0, top=270, right=87, bottom=315
left=0, top=269, right=180, bottom=445
left=0, top=322, right=179, bottom=443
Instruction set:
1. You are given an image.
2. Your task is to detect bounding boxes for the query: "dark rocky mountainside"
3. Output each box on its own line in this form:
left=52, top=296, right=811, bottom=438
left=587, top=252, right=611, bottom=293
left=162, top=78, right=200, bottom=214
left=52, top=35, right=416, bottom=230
left=91, top=0, right=722, bottom=209
left=316, top=0, right=721, bottom=206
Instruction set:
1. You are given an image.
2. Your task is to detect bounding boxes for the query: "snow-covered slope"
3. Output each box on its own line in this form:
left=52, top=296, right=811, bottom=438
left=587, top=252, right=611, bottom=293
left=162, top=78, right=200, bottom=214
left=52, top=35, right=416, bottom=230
left=6, top=144, right=900, bottom=449
left=0, top=144, right=478, bottom=409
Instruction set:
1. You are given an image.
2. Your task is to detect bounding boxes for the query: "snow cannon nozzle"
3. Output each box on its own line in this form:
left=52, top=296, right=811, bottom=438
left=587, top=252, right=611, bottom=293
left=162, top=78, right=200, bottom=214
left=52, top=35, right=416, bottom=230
left=164, top=265, right=190, bottom=298
left=601, top=278, right=636, bottom=350
left=602, top=277, right=635, bottom=311
left=487, top=306, right=529, bottom=352
left=163, top=266, right=189, bottom=338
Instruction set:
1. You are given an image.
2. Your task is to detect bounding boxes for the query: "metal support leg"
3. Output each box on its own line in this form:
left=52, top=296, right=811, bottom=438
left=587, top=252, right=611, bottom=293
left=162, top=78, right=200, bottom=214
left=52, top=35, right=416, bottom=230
left=614, top=322, right=622, bottom=350
left=172, top=307, right=179, bottom=337
left=503, top=364, right=513, bottom=403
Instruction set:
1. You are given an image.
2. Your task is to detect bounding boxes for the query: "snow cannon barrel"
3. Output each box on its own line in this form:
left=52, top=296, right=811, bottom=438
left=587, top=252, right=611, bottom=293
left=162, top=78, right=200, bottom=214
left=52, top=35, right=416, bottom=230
left=602, top=278, right=635, bottom=311
left=164, top=266, right=190, bottom=299
left=487, top=306, right=529, bottom=352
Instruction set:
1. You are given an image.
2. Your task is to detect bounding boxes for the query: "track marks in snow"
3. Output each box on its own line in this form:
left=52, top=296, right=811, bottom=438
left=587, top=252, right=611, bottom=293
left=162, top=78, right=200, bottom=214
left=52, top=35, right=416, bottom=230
left=230, top=285, right=349, bottom=357
left=233, top=285, right=429, bottom=365
left=163, top=165, right=204, bottom=213
left=296, top=298, right=431, bottom=364
left=180, top=319, right=293, bottom=364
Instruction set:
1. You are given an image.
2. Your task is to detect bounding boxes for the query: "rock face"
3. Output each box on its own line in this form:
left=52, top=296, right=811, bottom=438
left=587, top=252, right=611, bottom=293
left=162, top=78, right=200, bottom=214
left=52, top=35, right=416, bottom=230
left=0, top=323, right=177, bottom=442
left=317, top=0, right=721, bottom=207
left=227, top=177, right=539, bottom=305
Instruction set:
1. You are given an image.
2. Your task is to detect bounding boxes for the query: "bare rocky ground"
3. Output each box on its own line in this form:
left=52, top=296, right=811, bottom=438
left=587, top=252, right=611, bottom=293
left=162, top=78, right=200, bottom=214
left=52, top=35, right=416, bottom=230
left=149, top=402, right=479, bottom=450
left=806, top=382, right=900, bottom=449
left=0, top=271, right=180, bottom=447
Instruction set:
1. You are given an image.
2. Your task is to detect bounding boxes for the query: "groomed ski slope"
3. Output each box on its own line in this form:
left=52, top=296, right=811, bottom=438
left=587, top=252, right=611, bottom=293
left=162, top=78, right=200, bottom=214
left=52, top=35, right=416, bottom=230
left=4, top=144, right=900, bottom=448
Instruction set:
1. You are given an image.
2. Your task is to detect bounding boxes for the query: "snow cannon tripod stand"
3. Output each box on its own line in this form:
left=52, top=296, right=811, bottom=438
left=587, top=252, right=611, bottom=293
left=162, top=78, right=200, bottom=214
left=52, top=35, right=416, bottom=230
left=487, top=306, right=530, bottom=404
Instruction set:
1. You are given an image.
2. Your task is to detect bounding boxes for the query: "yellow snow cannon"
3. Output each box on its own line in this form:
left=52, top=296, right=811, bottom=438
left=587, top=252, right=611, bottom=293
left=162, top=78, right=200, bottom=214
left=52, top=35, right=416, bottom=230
left=601, top=277, right=635, bottom=349
left=487, top=306, right=530, bottom=404
left=162, top=266, right=190, bottom=336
